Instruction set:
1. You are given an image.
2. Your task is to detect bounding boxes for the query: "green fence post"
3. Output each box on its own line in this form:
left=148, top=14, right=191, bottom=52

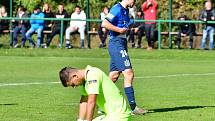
left=60, top=19, right=64, bottom=48
left=9, top=0, right=13, bottom=47
left=86, top=0, right=91, bottom=48
left=158, top=20, right=161, bottom=49
left=168, top=0, right=172, bottom=49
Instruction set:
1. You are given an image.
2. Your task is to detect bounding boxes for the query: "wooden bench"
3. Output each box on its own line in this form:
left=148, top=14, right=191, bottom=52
left=160, top=32, right=203, bottom=36
left=2, top=29, right=206, bottom=48
left=4, top=29, right=205, bottom=36
left=88, top=30, right=98, bottom=35
left=159, top=32, right=209, bottom=49
left=2, top=30, right=12, bottom=33
left=2, top=30, right=52, bottom=34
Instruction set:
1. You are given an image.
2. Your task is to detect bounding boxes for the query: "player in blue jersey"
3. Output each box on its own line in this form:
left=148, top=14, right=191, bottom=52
left=102, top=0, right=147, bottom=115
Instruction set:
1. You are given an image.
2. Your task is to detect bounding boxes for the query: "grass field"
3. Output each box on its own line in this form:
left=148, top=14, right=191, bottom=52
left=0, top=48, right=215, bottom=121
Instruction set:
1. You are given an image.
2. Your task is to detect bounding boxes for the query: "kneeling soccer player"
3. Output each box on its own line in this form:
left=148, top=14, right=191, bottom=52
left=59, top=65, right=131, bottom=121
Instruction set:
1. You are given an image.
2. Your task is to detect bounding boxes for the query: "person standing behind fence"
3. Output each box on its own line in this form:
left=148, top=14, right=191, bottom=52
left=42, top=3, right=54, bottom=48
left=13, top=6, right=29, bottom=48
left=199, top=1, right=215, bottom=50
left=0, top=6, right=9, bottom=36
left=46, top=4, right=68, bottom=48
left=176, top=15, right=196, bottom=49
left=65, top=5, right=86, bottom=49
left=128, top=9, right=144, bottom=48
left=25, top=6, right=45, bottom=48
left=142, top=0, right=157, bottom=50
left=98, top=6, right=109, bottom=48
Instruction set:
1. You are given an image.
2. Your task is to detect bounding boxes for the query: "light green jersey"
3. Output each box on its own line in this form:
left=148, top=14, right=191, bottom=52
left=81, top=65, right=131, bottom=120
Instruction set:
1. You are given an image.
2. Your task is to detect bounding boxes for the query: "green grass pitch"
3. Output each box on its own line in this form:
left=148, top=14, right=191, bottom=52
left=0, top=48, right=215, bottom=121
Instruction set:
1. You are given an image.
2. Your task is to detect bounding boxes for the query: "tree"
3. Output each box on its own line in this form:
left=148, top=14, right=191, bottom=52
left=11, top=0, right=207, bottom=31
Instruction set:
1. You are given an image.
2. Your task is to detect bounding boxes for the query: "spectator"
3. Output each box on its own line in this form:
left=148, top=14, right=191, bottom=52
left=142, top=0, right=157, bottom=50
left=46, top=4, right=68, bottom=48
left=65, top=5, right=86, bottom=49
left=0, top=6, right=9, bottom=35
left=128, top=9, right=144, bottom=48
left=129, top=5, right=137, bottom=19
left=98, top=6, right=109, bottom=48
left=42, top=3, right=54, bottom=47
left=176, top=15, right=196, bottom=49
left=199, top=1, right=215, bottom=50
left=13, top=6, right=29, bottom=48
left=43, top=3, right=54, bottom=31
left=25, top=6, right=45, bottom=48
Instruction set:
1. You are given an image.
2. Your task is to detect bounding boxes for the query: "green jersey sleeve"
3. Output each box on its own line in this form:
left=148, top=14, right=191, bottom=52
left=85, top=70, right=101, bottom=95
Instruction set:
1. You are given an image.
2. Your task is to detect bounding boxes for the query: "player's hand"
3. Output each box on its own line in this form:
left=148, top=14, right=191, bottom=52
left=48, top=24, right=52, bottom=27
left=72, top=27, right=78, bottom=30
left=182, top=33, right=186, bottom=37
left=134, top=28, right=139, bottom=33
left=203, top=18, right=207, bottom=22
left=148, top=2, right=152, bottom=5
left=147, top=2, right=152, bottom=8
left=102, top=27, right=106, bottom=32
left=119, top=28, right=127, bottom=34
left=211, top=16, right=215, bottom=20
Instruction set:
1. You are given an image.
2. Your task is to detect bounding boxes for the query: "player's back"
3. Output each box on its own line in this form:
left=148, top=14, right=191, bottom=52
left=85, top=66, right=131, bottom=119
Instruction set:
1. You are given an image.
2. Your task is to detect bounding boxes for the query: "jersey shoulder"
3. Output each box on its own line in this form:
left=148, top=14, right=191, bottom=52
left=110, top=3, right=122, bottom=14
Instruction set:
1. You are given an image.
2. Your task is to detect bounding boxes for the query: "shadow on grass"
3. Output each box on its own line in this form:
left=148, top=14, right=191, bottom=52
left=0, top=103, right=18, bottom=106
left=149, top=106, right=215, bottom=113
left=0, top=44, right=4, bottom=48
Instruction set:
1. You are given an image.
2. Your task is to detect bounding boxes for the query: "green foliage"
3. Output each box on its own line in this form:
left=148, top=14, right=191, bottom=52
left=12, top=0, right=208, bottom=31
left=13, top=0, right=207, bottom=19
left=14, top=0, right=43, bottom=13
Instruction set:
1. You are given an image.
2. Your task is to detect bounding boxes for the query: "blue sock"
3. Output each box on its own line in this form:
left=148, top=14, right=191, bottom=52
left=81, top=39, right=84, bottom=48
left=124, top=86, right=136, bottom=110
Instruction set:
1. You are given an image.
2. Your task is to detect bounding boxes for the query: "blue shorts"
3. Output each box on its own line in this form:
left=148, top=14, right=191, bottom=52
left=108, top=37, right=132, bottom=72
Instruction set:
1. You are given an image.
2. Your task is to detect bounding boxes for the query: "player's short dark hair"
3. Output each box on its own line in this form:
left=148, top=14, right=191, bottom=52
left=59, top=67, right=77, bottom=87
left=59, top=3, right=64, bottom=6
left=75, top=5, right=81, bottom=9
left=33, top=5, right=41, bottom=11
left=18, top=6, right=25, bottom=11
left=178, top=15, right=189, bottom=20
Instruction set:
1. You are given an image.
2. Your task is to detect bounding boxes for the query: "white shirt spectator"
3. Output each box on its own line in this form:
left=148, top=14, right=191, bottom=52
left=65, top=6, right=86, bottom=48
left=70, top=11, right=86, bottom=28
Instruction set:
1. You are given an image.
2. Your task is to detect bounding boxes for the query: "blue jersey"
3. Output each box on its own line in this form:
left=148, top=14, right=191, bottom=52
left=106, top=3, right=133, bottom=72
left=106, top=3, right=133, bottom=38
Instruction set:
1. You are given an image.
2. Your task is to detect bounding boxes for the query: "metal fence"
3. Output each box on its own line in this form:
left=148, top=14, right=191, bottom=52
left=0, top=17, right=215, bottom=49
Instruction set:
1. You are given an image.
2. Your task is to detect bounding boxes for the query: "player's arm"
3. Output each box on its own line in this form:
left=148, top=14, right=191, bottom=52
left=86, top=94, right=97, bottom=121
left=142, top=2, right=148, bottom=11
left=151, top=0, right=158, bottom=8
left=102, top=19, right=127, bottom=34
left=78, top=95, right=88, bottom=120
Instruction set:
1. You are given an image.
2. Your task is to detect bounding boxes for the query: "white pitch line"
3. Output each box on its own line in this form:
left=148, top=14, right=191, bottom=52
left=0, top=72, right=215, bottom=87
left=135, top=72, right=215, bottom=79
left=0, top=82, right=60, bottom=87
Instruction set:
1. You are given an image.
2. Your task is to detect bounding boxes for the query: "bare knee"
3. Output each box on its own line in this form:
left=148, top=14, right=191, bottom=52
left=109, top=71, right=120, bottom=83
left=123, top=69, right=134, bottom=86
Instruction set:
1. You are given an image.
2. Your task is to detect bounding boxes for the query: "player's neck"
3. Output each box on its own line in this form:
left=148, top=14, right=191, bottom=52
left=81, top=69, right=88, bottom=80
left=120, top=1, right=127, bottom=8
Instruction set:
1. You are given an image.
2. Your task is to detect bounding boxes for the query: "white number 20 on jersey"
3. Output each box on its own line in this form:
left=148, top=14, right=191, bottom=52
left=120, top=50, right=128, bottom=58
